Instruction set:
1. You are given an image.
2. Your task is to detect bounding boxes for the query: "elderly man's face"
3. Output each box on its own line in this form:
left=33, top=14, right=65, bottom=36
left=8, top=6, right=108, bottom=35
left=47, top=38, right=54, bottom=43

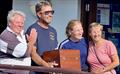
left=9, top=14, right=25, bottom=35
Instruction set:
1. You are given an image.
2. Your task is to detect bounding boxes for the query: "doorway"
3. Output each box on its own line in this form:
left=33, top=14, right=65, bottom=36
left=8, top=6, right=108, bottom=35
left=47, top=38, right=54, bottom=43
left=0, top=0, right=12, bottom=34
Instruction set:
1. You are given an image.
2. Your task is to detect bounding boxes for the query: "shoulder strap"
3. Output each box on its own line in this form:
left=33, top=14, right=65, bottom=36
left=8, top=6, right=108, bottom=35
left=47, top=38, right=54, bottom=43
left=93, top=47, right=113, bottom=74
left=93, top=47, right=105, bottom=67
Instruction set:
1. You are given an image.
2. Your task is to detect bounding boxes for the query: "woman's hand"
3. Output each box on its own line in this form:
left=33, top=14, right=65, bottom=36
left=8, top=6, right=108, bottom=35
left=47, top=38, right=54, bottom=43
left=93, top=68, right=104, bottom=74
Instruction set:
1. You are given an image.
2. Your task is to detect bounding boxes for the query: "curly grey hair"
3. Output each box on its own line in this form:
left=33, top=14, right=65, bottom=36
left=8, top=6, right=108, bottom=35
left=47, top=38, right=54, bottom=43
left=7, top=10, right=26, bottom=25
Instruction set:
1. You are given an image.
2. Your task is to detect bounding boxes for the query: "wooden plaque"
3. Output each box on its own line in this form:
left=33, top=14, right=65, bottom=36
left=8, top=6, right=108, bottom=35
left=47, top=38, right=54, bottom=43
left=43, top=49, right=81, bottom=70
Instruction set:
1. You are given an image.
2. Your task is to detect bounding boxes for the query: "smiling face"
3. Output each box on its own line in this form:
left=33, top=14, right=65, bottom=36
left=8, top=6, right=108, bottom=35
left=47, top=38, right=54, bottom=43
left=89, top=24, right=103, bottom=42
left=69, top=22, right=83, bottom=41
left=37, top=5, right=54, bottom=25
left=9, top=14, right=25, bottom=35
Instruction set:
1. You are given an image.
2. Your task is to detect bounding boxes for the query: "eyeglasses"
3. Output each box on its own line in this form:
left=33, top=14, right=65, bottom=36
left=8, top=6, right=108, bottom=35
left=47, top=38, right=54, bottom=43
left=41, top=10, right=54, bottom=15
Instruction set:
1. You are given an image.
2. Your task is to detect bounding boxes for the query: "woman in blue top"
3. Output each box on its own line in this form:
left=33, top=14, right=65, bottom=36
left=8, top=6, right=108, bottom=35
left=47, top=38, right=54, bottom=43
left=59, top=20, right=89, bottom=71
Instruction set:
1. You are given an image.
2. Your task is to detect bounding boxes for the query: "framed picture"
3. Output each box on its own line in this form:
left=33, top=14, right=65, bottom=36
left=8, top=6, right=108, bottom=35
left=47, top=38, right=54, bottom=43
left=97, top=4, right=110, bottom=25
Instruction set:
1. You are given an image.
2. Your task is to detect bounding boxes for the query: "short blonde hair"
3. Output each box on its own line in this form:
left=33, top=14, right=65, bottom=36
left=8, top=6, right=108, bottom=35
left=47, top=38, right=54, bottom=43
left=66, top=20, right=82, bottom=38
left=88, top=22, right=103, bottom=32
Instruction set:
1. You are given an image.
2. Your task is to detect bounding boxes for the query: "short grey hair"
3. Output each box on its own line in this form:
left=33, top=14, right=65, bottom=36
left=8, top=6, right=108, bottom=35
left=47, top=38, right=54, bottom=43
left=7, top=10, right=26, bottom=24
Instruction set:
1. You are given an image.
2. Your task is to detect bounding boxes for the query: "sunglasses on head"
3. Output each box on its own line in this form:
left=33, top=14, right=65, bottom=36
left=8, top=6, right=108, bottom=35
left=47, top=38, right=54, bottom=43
left=41, top=10, right=54, bottom=15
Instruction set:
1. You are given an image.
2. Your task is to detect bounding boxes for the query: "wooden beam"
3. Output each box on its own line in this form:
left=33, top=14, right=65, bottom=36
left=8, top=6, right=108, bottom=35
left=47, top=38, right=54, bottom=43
left=0, top=64, right=92, bottom=74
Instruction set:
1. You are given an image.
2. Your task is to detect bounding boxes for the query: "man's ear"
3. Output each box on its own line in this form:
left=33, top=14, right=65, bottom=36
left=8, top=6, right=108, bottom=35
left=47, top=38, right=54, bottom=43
left=36, top=12, right=41, bottom=18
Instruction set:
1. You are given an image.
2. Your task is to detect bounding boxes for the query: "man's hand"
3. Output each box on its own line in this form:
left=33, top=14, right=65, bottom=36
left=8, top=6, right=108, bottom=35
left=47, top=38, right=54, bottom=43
left=26, top=28, right=37, bottom=54
left=48, top=61, right=58, bottom=68
left=26, top=28, right=37, bottom=45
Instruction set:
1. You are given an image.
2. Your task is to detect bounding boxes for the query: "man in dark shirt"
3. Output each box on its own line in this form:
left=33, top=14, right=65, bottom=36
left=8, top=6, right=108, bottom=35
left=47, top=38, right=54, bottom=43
left=26, top=1, right=58, bottom=74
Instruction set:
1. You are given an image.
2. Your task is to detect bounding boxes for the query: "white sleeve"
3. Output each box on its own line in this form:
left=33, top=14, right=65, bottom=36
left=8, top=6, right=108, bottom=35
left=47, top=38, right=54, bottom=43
left=12, top=43, right=27, bottom=57
left=0, top=39, right=8, bottom=53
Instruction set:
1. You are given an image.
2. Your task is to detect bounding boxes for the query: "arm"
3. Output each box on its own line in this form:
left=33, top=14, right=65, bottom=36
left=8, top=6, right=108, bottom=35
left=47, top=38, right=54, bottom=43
left=103, top=41, right=120, bottom=72
left=103, top=54, right=119, bottom=72
left=26, top=28, right=52, bottom=67
left=93, top=41, right=119, bottom=74
left=93, top=54, right=119, bottom=74
left=28, top=42, right=56, bottom=67
left=31, top=46, right=50, bottom=67
left=0, top=30, right=27, bottom=58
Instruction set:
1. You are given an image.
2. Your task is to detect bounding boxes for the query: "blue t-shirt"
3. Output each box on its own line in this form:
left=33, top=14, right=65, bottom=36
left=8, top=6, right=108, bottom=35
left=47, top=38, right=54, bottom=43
left=26, top=22, right=58, bottom=55
left=59, top=38, right=88, bottom=70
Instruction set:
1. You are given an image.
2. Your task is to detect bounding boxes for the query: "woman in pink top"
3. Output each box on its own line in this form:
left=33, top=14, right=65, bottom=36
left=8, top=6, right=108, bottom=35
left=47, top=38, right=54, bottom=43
left=87, top=22, right=119, bottom=74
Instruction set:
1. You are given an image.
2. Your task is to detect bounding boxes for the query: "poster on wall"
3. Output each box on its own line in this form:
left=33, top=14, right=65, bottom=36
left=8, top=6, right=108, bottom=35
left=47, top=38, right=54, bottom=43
left=97, top=4, right=110, bottom=25
left=112, top=12, right=120, bottom=33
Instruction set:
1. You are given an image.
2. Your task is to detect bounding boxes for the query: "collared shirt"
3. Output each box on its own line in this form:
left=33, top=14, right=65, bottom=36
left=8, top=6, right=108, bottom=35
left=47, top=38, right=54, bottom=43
left=0, top=27, right=31, bottom=66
